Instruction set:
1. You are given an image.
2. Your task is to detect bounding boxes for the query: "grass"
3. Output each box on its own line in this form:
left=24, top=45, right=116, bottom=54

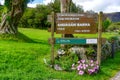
left=0, top=28, right=119, bottom=80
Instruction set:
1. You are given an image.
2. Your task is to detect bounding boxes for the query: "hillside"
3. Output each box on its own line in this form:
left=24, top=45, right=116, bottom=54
left=105, top=12, right=120, bottom=22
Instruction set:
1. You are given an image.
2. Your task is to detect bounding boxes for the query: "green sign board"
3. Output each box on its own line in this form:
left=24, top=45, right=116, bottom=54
left=55, top=38, right=97, bottom=44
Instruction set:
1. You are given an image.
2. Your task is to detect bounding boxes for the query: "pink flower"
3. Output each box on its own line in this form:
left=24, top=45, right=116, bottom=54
left=79, top=70, right=84, bottom=75
left=83, top=66, right=86, bottom=70
left=77, top=60, right=99, bottom=75
left=90, top=64, right=94, bottom=67
left=72, top=63, right=75, bottom=67
left=90, top=60, right=93, bottom=63
left=96, top=61, right=99, bottom=65
left=96, top=65, right=99, bottom=69
left=78, top=61, right=80, bottom=64
left=81, top=60, right=85, bottom=63
left=71, top=63, right=76, bottom=70
left=77, top=65, right=82, bottom=70
left=88, top=69, right=95, bottom=74
left=77, top=68, right=80, bottom=70
left=86, top=64, right=88, bottom=67
left=83, top=64, right=86, bottom=67
left=80, top=66, right=83, bottom=69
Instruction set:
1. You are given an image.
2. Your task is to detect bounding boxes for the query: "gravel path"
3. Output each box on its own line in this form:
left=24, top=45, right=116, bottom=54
left=110, top=72, right=120, bottom=80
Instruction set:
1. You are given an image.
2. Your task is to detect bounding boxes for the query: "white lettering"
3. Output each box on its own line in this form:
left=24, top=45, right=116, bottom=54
left=57, top=28, right=65, bottom=30
left=57, top=23, right=90, bottom=27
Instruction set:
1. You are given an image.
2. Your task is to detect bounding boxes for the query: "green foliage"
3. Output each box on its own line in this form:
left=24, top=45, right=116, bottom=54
left=19, top=8, right=35, bottom=28
left=4, top=0, right=34, bottom=11
left=0, top=5, right=4, bottom=22
left=102, top=18, right=112, bottom=31
left=70, top=3, right=84, bottom=13
left=18, top=0, right=84, bottom=29
left=0, top=28, right=119, bottom=79
left=19, top=5, right=51, bottom=29
left=109, top=36, right=118, bottom=41
left=108, top=22, right=120, bottom=31
left=55, top=52, right=78, bottom=71
left=86, top=46, right=95, bottom=56
left=50, top=0, right=60, bottom=12
left=4, top=0, right=11, bottom=11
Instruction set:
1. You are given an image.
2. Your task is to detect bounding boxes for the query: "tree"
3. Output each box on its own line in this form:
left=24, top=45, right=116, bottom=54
left=18, top=0, right=84, bottom=29
left=19, top=4, right=51, bottom=29
left=0, top=0, right=34, bottom=34
left=19, top=8, right=35, bottom=28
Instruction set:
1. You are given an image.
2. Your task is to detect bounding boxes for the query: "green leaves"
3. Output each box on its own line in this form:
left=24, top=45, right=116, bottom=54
left=4, top=0, right=11, bottom=11
left=102, top=18, right=112, bottom=31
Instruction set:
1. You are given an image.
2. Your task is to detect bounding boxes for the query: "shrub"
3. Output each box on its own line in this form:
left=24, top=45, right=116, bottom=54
left=55, top=52, right=78, bottom=71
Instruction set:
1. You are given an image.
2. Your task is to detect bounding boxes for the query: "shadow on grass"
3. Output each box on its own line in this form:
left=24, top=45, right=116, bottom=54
left=0, top=32, right=48, bottom=44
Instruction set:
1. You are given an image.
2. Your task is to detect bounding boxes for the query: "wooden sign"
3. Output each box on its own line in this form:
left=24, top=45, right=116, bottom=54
left=56, top=13, right=97, bottom=34
left=55, top=38, right=106, bottom=44
left=56, top=38, right=98, bottom=44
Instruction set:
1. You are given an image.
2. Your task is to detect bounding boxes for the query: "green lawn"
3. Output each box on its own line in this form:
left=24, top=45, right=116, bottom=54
left=0, top=28, right=119, bottom=80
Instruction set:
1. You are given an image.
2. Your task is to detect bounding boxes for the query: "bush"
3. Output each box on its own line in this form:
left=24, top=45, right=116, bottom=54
left=108, top=22, right=120, bottom=31
left=55, top=52, right=78, bottom=71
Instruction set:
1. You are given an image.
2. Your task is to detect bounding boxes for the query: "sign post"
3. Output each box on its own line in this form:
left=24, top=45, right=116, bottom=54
left=97, top=12, right=103, bottom=65
left=51, top=12, right=55, bottom=66
left=48, top=12, right=103, bottom=66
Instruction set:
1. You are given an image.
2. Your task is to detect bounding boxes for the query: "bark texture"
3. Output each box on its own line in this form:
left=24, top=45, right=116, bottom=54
left=60, top=0, right=74, bottom=38
left=0, top=0, right=24, bottom=34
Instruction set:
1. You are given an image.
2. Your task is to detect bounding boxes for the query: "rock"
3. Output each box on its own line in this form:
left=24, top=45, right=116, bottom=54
left=69, top=46, right=87, bottom=60
left=57, top=49, right=65, bottom=55
left=101, top=40, right=112, bottom=59
left=54, top=64, right=63, bottom=71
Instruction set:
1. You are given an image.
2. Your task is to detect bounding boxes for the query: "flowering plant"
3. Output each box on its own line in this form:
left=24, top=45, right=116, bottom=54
left=72, top=60, right=99, bottom=75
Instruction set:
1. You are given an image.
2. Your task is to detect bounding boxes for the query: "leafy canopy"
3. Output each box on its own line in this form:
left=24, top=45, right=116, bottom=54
left=5, top=0, right=34, bottom=11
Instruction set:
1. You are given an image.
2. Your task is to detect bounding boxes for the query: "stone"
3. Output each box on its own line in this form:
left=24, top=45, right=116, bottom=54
left=57, top=49, right=65, bottom=55
left=69, top=46, right=87, bottom=60
left=54, top=64, right=63, bottom=71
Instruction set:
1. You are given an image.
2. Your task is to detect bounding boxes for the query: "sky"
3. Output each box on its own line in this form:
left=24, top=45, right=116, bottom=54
left=0, top=0, right=120, bottom=13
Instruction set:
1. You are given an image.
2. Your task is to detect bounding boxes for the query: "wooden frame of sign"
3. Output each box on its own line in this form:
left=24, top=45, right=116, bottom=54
left=49, top=12, right=103, bottom=66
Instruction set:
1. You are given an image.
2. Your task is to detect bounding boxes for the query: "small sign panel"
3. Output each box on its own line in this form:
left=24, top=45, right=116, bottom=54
left=86, top=39, right=97, bottom=44
left=55, top=13, right=97, bottom=34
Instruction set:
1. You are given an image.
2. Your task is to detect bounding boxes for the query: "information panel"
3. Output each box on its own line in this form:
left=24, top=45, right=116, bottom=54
left=56, top=13, right=97, bottom=34
left=56, top=38, right=97, bottom=44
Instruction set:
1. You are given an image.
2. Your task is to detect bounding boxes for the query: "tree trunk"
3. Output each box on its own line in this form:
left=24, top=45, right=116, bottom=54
left=60, top=0, right=74, bottom=38
left=0, top=0, right=23, bottom=34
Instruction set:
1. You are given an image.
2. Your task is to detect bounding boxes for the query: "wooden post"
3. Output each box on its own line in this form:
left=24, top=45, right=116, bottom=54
left=51, top=12, right=55, bottom=66
left=97, top=12, right=103, bottom=65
